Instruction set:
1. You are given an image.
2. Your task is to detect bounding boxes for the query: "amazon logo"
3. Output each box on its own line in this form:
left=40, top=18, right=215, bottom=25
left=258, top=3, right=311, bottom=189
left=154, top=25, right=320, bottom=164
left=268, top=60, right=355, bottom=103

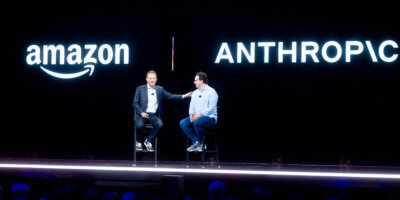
left=26, top=43, right=130, bottom=79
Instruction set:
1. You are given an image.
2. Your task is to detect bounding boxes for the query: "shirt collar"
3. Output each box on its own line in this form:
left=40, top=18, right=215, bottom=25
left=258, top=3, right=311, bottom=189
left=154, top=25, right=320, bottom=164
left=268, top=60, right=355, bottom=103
left=147, top=84, right=156, bottom=90
left=199, top=84, right=209, bottom=92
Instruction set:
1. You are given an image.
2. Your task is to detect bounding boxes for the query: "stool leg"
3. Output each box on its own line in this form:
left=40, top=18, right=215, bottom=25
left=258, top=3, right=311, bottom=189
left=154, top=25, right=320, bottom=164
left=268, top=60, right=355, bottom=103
left=214, top=134, right=221, bottom=168
left=186, top=137, right=189, bottom=168
left=133, top=125, right=137, bottom=167
left=201, top=133, right=206, bottom=168
left=201, top=152, right=205, bottom=168
left=155, top=137, right=158, bottom=167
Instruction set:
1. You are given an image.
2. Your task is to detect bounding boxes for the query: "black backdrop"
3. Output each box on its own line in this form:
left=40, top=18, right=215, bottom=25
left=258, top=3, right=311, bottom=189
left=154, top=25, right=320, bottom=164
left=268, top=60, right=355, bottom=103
left=1, top=0, right=399, bottom=165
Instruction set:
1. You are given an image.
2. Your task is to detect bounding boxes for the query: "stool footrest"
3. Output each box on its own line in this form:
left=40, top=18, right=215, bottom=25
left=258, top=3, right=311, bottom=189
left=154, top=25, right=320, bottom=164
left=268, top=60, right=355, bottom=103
left=137, top=150, right=156, bottom=153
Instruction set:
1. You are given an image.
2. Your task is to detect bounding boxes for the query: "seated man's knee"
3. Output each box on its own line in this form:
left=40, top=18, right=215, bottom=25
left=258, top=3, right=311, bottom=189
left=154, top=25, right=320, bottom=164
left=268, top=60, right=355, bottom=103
left=155, top=119, right=163, bottom=128
left=135, top=122, right=145, bottom=130
left=180, top=119, right=187, bottom=128
left=193, top=119, right=203, bottom=128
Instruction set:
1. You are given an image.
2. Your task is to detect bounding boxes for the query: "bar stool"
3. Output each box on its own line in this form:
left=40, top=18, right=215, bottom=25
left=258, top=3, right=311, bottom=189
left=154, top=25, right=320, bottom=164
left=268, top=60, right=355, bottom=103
left=186, top=124, right=220, bottom=168
left=133, top=123, right=158, bottom=167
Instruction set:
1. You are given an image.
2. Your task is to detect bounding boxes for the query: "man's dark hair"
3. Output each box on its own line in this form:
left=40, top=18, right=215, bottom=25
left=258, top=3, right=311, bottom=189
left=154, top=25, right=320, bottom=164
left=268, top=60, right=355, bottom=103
left=196, top=71, right=208, bottom=84
left=146, top=70, right=157, bottom=77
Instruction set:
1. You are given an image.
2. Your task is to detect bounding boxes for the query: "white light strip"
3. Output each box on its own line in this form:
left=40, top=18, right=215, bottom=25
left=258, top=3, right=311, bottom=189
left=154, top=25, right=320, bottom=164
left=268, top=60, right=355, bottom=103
left=1, top=163, right=400, bottom=180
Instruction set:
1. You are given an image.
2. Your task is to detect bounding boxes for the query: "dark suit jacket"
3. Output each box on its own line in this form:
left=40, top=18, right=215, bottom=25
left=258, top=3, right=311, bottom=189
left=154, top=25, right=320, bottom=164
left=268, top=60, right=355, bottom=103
left=132, top=84, right=183, bottom=120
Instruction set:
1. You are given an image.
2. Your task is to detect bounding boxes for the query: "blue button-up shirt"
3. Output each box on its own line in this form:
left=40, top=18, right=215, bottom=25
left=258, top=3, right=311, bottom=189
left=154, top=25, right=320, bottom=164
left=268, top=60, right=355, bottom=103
left=189, top=84, right=218, bottom=121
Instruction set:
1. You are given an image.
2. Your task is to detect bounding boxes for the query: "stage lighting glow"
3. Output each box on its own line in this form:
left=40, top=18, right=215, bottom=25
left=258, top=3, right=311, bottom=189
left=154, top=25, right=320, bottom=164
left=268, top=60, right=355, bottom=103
left=26, top=43, right=130, bottom=79
left=1, top=163, right=400, bottom=180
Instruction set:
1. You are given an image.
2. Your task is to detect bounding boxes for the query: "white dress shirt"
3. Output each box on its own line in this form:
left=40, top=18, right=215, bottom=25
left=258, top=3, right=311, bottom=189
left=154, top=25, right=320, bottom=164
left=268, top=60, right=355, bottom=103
left=146, top=84, right=158, bottom=113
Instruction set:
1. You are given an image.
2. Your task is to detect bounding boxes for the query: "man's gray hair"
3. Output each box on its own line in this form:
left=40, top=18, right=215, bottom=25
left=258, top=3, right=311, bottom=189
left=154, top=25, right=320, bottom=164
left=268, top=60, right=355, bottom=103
left=146, top=70, right=157, bottom=77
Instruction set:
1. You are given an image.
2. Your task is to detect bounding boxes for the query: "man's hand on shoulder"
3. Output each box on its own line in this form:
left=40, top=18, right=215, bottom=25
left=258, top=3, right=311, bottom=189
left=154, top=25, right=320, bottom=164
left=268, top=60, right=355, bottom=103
left=183, top=92, right=193, bottom=99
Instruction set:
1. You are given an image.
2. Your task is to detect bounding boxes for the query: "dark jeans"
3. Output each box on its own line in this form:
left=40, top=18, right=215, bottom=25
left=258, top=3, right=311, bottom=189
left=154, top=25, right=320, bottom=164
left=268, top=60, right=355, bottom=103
left=180, top=116, right=216, bottom=144
left=135, top=113, right=163, bottom=143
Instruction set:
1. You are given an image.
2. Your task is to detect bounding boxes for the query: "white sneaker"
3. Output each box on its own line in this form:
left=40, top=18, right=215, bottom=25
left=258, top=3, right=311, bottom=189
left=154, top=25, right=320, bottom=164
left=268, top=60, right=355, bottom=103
left=187, top=141, right=200, bottom=152
left=194, top=143, right=205, bottom=152
left=136, top=142, right=143, bottom=151
left=144, top=139, right=154, bottom=152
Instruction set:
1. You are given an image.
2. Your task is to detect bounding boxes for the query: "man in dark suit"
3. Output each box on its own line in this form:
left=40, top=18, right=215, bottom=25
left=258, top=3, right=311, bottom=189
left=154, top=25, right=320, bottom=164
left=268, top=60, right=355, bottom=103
left=133, top=70, right=192, bottom=151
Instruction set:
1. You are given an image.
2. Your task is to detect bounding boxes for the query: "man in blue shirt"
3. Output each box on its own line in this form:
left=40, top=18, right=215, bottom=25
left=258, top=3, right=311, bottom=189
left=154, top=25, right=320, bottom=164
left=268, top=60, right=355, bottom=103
left=180, top=72, right=218, bottom=152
